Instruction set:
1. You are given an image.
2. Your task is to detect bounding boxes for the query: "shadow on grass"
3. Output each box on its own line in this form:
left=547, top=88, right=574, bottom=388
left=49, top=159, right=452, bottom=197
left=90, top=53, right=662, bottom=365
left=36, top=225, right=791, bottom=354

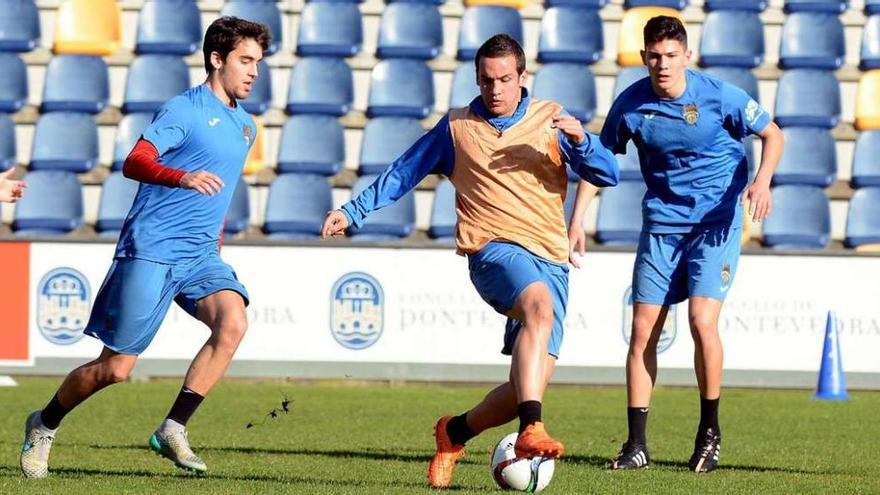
left=562, top=455, right=830, bottom=476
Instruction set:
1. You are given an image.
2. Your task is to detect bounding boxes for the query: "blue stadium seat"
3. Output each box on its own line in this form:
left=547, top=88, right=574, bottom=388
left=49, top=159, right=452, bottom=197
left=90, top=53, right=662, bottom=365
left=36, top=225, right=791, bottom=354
left=220, top=1, right=282, bottom=56
left=861, top=15, right=880, bottom=70
left=349, top=174, right=416, bottom=240
left=360, top=117, right=425, bottom=175
left=868, top=0, right=880, bottom=15
left=12, top=171, right=83, bottom=236
left=851, top=130, right=880, bottom=188
left=702, top=67, right=760, bottom=102
left=112, top=113, right=153, bottom=171
left=699, top=11, right=764, bottom=68
left=704, top=0, right=767, bottom=10
left=277, top=115, right=345, bottom=175
left=310, top=0, right=365, bottom=3
left=783, top=0, right=848, bottom=14
left=0, top=0, right=40, bottom=52
left=595, top=180, right=646, bottom=246
left=263, top=173, right=332, bottom=239
left=613, top=66, right=648, bottom=99
left=367, top=59, right=434, bottom=119
left=532, top=63, right=596, bottom=123
left=377, top=3, right=442, bottom=60
left=457, top=6, right=523, bottom=61
left=428, top=178, right=455, bottom=242
left=624, top=0, right=687, bottom=9
left=774, top=69, right=840, bottom=128
left=538, top=7, right=603, bottom=65
left=241, top=60, right=271, bottom=115
left=546, top=0, right=608, bottom=5
left=0, top=114, right=16, bottom=172
left=123, top=55, right=191, bottom=114
left=95, top=171, right=138, bottom=238
left=449, top=63, right=479, bottom=109
left=286, top=57, right=353, bottom=116
left=773, top=127, right=837, bottom=187
left=779, top=13, right=844, bottom=70
left=0, top=53, right=27, bottom=112
left=136, top=0, right=201, bottom=55
left=30, top=112, right=98, bottom=173
left=845, top=187, right=880, bottom=248
left=762, top=185, right=830, bottom=249
left=296, top=2, right=362, bottom=57
left=617, top=140, right=642, bottom=181
left=41, top=55, right=109, bottom=113
left=225, top=178, right=250, bottom=235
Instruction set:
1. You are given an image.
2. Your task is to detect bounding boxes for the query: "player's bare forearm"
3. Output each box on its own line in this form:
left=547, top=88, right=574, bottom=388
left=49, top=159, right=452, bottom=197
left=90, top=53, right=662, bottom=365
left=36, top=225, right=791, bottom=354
left=569, top=180, right=598, bottom=228
left=753, top=121, right=783, bottom=186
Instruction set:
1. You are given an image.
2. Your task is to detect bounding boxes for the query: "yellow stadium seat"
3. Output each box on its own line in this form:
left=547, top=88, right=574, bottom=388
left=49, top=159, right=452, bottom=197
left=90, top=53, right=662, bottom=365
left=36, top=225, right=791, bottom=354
left=617, top=7, right=685, bottom=67
left=243, top=117, right=266, bottom=175
left=855, top=70, right=880, bottom=131
left=53, top=0, right=121, bottom=55
left=464, top=0, right=529, bottom=8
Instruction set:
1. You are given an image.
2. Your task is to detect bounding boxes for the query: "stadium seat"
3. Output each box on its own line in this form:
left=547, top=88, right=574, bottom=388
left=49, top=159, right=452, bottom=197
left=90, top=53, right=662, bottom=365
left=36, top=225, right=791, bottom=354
left=532, top=63, right=597, bottom=123
left=95, top=171, right=138, bottom=238
left=263, top=173, right=333, bottom=239
left=617, top=141, right=642, bottom=181
left=773, top=127, right=836, bottom=187
left=613, top=66, right=648, bottom=98
left=774, top=69, right=840, bottom=128
left=868, top=0, right=880, bottom=15
left=845, top=187, right=880, bottom=248
left=617, top=7, right=684, bottom=66
left=449, top=63, right=479, bottom=109
left=12, top=170, right=83, bottom=235
left=377, top=3, right=443, bottom=60
left=348, top=174, right=416, bottom=240
left=277, top=114, right=345, bottom=175
left=360, top=117, right=425, bottom=175
left=220, top=1, right=282, bottom=56
left=242, top=117, right=266, bottom=175
left=861, top=15, right=880, bottom=70
left=702, top=67, right=760, bottom=102
left=112, top=113, right=153, bottom=171
left=464, top=0, right=529, bottom=7
left=225, top=178, right=250, bottom=235
left=704, top=0, right=767, bottom=11
left=0, top=53, right=27, bottom=112
left=428, top=178, right=456, bottom=242
left=296, top=2, right=362, bottom=57
left=698, top=10, right=764, bottom=68
left=595, top=180, right=646, bottom=246
left=30, top=112, right=98, bottom=173
left=136, top=0, right=201, bottom=55
left=457, top=6, right=523, bottom=61
left=538, top=7, right=603, bottom=65
left=367, top=59, right=435, bottom=119
left=783, top=0, right=848, bottom=14
left=241, top=60, right=272, bottom=115
left=546, top=0, right=608, bottom=6
left=123, top=55, right=191, bottom=114
left=855, top=70, right=880, bottom=131
left=41, top=55, right=109, bottom=114
left=286, top=57, right=353, bottom=116
left=779, top=13, right=845, bottom=70
left=851, top=130, right=880, bottom=188
left=0, top=0, right=40, bottom=52
left=0, top=114, right=16, bottom=172
left=624, top=0, right=687, bottom=9
left=761, top=185, right=830, bottom=249
left=52, top=0, right=121, bottom=55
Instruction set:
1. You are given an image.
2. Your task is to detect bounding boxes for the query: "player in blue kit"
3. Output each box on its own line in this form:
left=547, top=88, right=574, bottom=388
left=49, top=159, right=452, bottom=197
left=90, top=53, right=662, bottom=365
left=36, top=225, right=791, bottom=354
left=19, top=17, right=270, bottom=478
left=568, top=16, right=784, bottom=473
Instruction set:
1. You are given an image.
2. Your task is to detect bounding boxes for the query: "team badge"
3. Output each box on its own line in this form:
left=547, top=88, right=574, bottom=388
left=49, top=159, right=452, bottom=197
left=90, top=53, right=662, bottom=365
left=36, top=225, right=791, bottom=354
left=720, top=264, right=732, bottom=292
left=329, top=272, right=384, bottom=350
left=683, top=103, right=699, bottom=125
left=36, top=267, right=91, bottom=345
left=243, top=125, right=252, bottom=146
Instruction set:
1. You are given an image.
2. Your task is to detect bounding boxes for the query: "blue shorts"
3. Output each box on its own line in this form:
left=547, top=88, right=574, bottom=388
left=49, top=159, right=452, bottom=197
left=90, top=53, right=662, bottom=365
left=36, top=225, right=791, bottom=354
left=83, top=253, right=249, bottom=355
left=468, top=241, right=569, bottom=357
left=633, top=225, right=741, bottom=306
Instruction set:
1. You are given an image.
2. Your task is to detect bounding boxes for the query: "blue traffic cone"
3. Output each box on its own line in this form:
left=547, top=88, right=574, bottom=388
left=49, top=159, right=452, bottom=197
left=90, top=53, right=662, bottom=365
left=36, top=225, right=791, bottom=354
left=814, top=311, right=849, bottom=400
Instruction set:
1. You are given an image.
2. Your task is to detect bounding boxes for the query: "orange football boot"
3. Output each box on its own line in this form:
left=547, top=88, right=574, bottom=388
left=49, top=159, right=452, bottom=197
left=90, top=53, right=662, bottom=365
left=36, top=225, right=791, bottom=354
left=428, top=416, right=465, bottom=488
left=514, top=422, right=565, bottom=459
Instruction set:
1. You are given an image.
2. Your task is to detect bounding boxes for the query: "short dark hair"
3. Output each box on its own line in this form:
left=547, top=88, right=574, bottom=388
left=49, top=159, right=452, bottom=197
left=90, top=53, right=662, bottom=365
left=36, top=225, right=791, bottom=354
left=203, top=16, right=271, bottom=74
left=474, top=34, right=526, bottom=74
left=643, top=16, right=687, bottom=48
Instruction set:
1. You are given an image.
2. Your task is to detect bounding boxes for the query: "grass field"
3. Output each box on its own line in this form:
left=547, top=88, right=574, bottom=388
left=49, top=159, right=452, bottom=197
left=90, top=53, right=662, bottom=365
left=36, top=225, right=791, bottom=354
left=0, top=378, right=877, bottom=494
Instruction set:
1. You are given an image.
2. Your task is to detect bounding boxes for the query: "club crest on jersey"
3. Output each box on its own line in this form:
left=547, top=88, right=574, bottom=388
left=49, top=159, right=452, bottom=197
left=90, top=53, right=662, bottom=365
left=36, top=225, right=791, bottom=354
left=243, top=125, right=252, bottom=146
left=720, top=264, right=732, bottom=292
left=683, top=103, right=699, bottom=125
left=36, top=267, right=91, bottom=345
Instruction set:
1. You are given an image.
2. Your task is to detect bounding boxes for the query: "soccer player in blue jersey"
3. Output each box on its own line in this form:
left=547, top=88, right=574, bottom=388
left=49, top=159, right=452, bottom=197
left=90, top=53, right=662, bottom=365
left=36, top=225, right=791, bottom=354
left=19, top=17, right=269, bottom=478
left=569, top=16, right=784, bottom=472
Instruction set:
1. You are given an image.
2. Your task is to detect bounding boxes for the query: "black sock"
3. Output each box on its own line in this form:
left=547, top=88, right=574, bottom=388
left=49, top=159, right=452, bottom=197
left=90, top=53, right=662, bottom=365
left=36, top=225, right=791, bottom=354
left=40, top=394, right=70, bottom=430
left=517, top=400, right=542, bottom=433
left=166, top=387, right=205, bottom=426
left=446, top=413, right=476, bottom=446
left=699, top=396, right=720, bottom=433
left=627, top=407, right=649, bottom=446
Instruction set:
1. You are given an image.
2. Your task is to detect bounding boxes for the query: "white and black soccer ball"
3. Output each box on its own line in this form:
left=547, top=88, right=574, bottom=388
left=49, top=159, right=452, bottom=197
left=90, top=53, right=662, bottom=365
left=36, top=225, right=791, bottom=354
left=490, top=432, right=555, bottom=493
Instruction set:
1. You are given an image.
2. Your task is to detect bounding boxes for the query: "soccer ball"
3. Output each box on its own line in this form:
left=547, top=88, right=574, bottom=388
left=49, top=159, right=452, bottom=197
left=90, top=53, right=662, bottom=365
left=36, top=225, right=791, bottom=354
left=490, top=432, right=555, bottom=493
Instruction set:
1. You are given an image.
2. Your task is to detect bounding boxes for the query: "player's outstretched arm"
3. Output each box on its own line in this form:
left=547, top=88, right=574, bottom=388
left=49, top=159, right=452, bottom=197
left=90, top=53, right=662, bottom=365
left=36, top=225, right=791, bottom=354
left=567, top=181, right=599, bottom=269
left=321, top=210, right=350, bottom=239
left=555, top=113, right=620, bottom=188
left=123, top=139, right=224, bottom=195
left=0, top=168, right=26, bottom=203
left=743, top=121, right=783, bottom=222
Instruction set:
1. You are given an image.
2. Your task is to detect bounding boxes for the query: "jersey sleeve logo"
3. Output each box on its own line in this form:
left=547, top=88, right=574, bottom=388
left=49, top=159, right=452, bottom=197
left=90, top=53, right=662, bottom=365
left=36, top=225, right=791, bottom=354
left=683, top=103, right=699, bottom=125
left=744, top=100, right=763, bottom=126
